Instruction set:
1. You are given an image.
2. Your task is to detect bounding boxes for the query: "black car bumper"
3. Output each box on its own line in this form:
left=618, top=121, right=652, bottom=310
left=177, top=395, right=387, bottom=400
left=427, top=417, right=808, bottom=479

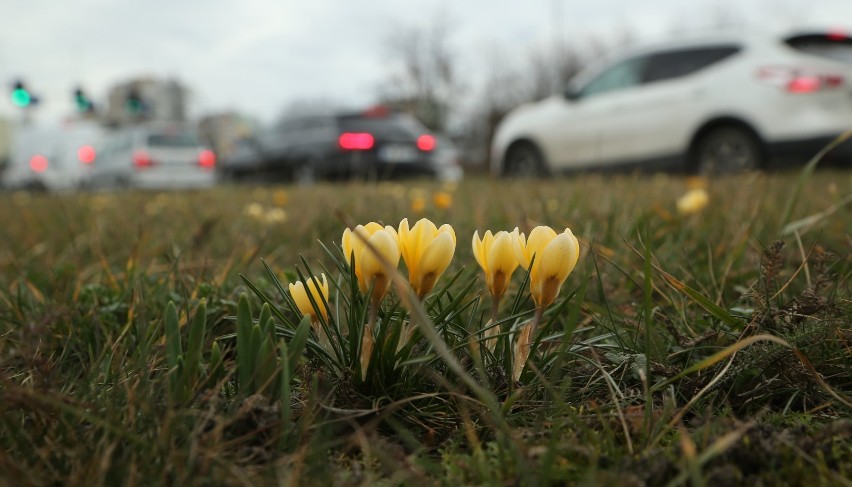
left=767, top=133, right=852, bottom=166
left=325, top=152, right=439, bottom=179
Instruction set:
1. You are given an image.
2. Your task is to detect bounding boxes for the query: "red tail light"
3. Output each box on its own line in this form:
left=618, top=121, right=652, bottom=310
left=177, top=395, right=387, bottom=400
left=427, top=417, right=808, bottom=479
left=757, top=66, right=844, bottom=93
left=30, top=155, right=48, bottom=173
left=827, top=30, right=848, bottom=41
left=133, top=150, right=152, bottom=169
left=787, top=76, right=821, bottom=93
left=78, top=145, right=96, bottom=164
left=823, top=74, right=844, bottom=88
left=339, top=132, right=374, bottom=150
left=417, top=134, right=436, bottom=151
left=198, top=149, right=216, bottom=168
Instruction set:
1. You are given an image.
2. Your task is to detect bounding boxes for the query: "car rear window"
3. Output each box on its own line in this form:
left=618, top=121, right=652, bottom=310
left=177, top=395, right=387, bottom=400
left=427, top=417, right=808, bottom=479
left=337, top=114, right=426, bottom=139
left=147, top=133, right=200, bottom=148
left=785, top=33, right=852, bottom=63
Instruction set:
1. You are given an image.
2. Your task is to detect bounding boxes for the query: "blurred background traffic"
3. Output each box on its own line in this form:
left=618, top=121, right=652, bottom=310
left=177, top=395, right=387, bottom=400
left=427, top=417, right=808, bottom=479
left=1, top=0, right=851, bottom=190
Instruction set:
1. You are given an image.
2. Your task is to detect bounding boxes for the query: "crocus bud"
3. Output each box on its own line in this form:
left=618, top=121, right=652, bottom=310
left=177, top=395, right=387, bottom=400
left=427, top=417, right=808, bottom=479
left=513, top=226, right=580, bottom=309
left=342, top=222, right=400, bottom=305
left=398, top=218, right=456, bottom=298
left=288, top=274, right=329, bottom=322
left=472, top=230, right=519, bottom=300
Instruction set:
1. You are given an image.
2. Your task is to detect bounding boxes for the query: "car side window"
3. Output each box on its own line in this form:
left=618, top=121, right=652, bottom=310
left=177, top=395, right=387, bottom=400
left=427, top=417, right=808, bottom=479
left=300, top=117, right=328, bottom=130
left=275, top=119, right=297, bottom=132
left=578, top=56, right=649, bottom=99
left=643, top=46, right=741, bottom=83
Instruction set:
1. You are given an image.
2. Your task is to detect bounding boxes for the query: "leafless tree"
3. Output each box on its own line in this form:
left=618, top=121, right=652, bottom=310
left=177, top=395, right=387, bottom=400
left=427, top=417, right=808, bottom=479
left=462, top=30, right=625, bottom=169
left=378, top=13, right=463, bottom=132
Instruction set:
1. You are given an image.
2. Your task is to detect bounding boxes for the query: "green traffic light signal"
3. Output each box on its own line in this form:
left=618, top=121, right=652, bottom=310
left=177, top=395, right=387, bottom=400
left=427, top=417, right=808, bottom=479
left=11, top=87, right=31, bottom=107
left=126, top=98, right=143, bottom=114
left=74, top=89, right=93, bottom=113
left=125, top=89, right=144, bottom=115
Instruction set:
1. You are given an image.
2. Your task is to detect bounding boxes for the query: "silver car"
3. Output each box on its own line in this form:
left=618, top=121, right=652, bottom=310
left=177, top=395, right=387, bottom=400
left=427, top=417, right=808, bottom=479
left=3, top=121, right=103, bottom=191
left=86, top=123, right=217, bottom=189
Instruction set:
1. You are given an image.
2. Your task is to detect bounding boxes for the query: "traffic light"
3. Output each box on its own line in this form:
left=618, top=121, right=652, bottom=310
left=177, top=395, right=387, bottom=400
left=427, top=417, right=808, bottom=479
left=125, top=89, right=145, bottom=115
left=74, top=87, right=95, bottom=113
left=11, top=81, right=32, bottom=108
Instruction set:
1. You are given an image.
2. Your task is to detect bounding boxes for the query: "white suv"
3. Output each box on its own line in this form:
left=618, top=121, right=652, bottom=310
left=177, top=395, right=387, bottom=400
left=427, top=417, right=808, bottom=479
left=491, top=29, right=852, bottom=175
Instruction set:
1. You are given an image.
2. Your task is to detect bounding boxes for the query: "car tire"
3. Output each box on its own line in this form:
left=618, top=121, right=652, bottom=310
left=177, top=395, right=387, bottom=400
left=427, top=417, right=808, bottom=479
left=694, top=126, right=763, bottom=175
left=504, top=142, right=547, bottom=178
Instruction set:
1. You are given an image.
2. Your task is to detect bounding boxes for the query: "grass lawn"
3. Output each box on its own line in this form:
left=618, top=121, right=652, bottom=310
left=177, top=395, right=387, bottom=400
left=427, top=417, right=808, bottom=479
left=0, top=170, right=850, bottom=486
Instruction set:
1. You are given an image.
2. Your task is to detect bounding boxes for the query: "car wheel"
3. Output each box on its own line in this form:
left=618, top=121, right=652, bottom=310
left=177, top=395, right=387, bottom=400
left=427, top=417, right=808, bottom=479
left=694, top=127, right=763, bottom=175
left=504, top=142, right=547, bottom=178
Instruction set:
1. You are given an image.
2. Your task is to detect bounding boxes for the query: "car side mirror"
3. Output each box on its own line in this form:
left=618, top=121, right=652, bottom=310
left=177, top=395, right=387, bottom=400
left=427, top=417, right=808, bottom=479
left=564, top=89, right=581, bottom=101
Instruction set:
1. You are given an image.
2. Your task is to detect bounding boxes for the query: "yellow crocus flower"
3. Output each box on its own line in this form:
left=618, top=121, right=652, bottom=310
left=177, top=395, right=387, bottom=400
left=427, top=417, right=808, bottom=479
left=471, top=230, right=519, bottom=300
left=513, top=226, right=580, bottom=309
left=410, top=195, right=426, bottom=214
left=433, top=191, right=453, bottom=210
left=398, top=218, right=456, bottom=298
left=676, top=188, right=710, bottom=215
left=342, top=222, right=401, bottom=304
left=288, top=274, right=329, bottom=321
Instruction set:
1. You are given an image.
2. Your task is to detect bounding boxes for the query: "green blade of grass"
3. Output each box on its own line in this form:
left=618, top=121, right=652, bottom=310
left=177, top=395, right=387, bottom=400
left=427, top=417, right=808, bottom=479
left=183, top=298, right=206, bottom=391
left=236, top=294, right=254, bottom=394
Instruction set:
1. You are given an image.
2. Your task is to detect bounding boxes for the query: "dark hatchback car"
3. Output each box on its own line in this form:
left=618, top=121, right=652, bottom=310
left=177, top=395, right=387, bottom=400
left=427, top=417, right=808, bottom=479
left=220, top=107, right=446, bottom=183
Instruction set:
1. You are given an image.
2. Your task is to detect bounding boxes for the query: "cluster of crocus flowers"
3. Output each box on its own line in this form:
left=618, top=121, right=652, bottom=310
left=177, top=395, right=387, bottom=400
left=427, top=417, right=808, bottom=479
left=288, top=218, right=580, bottom=384
left=340, top=218, right=457, bottom=380
left=473, top=225, right=581, bottom=380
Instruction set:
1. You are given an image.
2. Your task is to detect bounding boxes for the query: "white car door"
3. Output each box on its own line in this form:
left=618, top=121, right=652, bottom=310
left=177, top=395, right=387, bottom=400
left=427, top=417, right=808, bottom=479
left=596, top=80, right=696, bottom=165
left=533, top=96, right=602, bottom=169
left=598, top=46, right=742, bottom=166
left=545, top=55, right=650, bottom=169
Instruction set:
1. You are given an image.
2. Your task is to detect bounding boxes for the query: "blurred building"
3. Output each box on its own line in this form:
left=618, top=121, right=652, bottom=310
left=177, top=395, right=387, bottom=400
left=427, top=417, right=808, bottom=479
left=104, top=77, right=188, bottom=126
left=198, top=112, right=258, bottom=158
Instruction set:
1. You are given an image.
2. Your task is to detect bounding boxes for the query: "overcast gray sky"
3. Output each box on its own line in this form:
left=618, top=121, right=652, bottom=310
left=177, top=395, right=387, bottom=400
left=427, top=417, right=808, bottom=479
left=1, top=0, right=851, bottom=124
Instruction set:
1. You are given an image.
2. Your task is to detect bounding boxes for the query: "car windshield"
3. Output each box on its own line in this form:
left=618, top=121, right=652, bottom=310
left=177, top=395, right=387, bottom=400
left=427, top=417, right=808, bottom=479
left=338, top=114, right=425, bottom=139
left=785, top=34, right=852, bottom=63
left=147, top=133, right=200, bottom=148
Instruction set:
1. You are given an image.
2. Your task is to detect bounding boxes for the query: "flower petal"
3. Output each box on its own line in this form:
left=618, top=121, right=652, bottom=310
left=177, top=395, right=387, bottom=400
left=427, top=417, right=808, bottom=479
left=398, top=218, right=414, bottom=272
left=358, top=229, right=401, bottom=282
left=539, top=233, right=573, bottom=283
left=512, top=227, right=531, bottom=270
left=488, top=231, right=518, bottom=275
left=363, top=222, right=385, bottom=234
left=288, top=281, right=311, bottom=317
left=472, top=230, right=486, bottom=271
left=412, top=218, right=435, bottom=263
left=342, top=228, right=354, bottom=264
left=420, top=231, right=455, bottom=279
left=526, top=226, right=558, bottom=265
left=438, top=223, right=456, bottom=245
left=306, top=274, right=329, bottom=320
